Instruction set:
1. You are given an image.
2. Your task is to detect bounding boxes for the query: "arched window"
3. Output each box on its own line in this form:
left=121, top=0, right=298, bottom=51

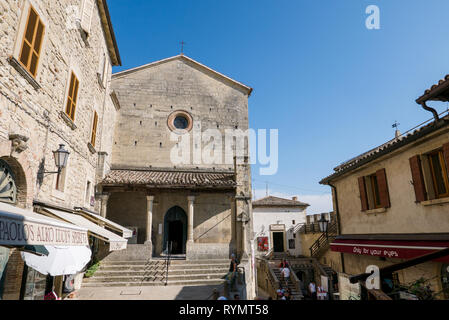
left=0, top=159, right=17, bottom=204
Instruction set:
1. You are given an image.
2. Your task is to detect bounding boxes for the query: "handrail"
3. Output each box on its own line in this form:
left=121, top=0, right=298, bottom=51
left=309, top=220, right=338, bottom=258
left=164, top=241, right=172, bottom=286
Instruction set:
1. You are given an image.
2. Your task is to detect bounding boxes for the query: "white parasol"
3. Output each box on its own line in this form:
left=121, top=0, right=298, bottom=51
left=21, top=245, right=91, bottom=276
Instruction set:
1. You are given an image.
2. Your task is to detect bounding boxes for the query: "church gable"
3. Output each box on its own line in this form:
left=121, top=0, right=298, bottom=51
left=110, top=55, right=251, bottom=170
left=112, top=55, right=252, bottom=97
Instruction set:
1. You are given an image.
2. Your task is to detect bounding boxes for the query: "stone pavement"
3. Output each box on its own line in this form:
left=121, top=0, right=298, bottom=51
left=69, top=284, right=225, bottom=300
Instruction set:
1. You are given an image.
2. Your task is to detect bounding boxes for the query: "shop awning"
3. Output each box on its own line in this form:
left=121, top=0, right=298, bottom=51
left=331, top=235, right=449, bottom=263
left=39, top=208, right=127, bottom=251
left=74, top=208, right=132, bottom=238
left=0, top=202, right=88, bottom=247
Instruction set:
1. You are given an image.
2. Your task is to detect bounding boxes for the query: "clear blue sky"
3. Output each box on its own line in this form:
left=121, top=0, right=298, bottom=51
left=108, top=0, right=449, bottom=213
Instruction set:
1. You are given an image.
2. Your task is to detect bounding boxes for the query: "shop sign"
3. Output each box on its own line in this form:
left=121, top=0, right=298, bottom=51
left=0, top=215, right=88, bottom=246
left=270, top=224, right=285, bottom=231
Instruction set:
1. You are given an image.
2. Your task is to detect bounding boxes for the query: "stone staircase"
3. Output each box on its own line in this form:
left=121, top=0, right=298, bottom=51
left=272, top=268, right=303, bottom=300
left=82, top=258, right=229, bottom=287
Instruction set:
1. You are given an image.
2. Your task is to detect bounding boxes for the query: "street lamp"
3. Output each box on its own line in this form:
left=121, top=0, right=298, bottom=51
left=318, top=214, right=329, bottom=238
left=39, top=144, right=70, bottom=178
left=52, top=144, right=70, bottom=173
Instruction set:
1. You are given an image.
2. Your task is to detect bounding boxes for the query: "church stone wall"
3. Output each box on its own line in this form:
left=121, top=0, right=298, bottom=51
left=111, top=58, right=250, bottom=170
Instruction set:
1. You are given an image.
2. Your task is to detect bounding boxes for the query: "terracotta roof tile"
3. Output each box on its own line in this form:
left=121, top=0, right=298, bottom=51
left=252, top=196, right=309, bottom=207
left=101, top=169, right=236, bottom=188
left=320, top=115, right=449, bottom=184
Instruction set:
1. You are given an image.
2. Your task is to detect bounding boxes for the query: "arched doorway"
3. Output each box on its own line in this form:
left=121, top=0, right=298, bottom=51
left=163, top=206, right=187, bottom=254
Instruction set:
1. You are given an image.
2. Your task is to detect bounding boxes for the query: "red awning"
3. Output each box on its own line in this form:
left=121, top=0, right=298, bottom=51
left=330, top=238, right=449, bottom=263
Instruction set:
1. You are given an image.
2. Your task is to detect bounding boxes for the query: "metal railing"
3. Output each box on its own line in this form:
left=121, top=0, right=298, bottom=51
left=164, top=241, right=172, bottom=286
left=309, top=220, right=338, bottom=258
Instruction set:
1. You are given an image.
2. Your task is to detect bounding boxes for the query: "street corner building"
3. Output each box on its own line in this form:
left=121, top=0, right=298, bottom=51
left=318, top=74, right=449, bottom=300
left=0, top=0, right=131, bottom=300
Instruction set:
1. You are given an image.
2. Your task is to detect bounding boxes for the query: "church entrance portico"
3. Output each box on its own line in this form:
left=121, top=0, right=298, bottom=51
left=163, top=206, right=187, bottom=254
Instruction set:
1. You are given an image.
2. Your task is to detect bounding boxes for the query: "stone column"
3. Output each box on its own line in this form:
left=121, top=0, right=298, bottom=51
left=99, top=193, right=110, bottom=219
left=187, top=196, right=195, bottom=243
left=145, top=195, right=154, bottom=245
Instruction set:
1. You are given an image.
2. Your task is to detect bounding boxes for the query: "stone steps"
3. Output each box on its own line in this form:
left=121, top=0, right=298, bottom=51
left=82, top=278, right=227, bottom=288
left=93, top=268, right=228, bottom=277
left=83, top=259, right=231, bottom=288
left=100, top=259, right=229, bottom=266
left=99, top=263, right=229, bottom=271
left=84, top=273, right=227, bottom=283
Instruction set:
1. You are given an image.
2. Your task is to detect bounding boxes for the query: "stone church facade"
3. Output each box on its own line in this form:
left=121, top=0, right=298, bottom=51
left=98, top=55, right=254, bottom=264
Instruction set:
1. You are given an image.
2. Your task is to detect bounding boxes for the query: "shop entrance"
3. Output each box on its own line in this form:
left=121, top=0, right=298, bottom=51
left=272, top=232, right=285, bottom=252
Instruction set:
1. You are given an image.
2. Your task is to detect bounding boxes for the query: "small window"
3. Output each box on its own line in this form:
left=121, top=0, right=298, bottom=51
left=90, top=111, right=98, bottom=147
left=19, top=6, right=45, bottom=77
left=85, top=181, right=91, bottom=204
left=358, top=168, right=390, bottom=211
left=427, top=150, right=449, bottom=199
left=292, top=220, right=295, bottom=225
left=55, top=167, right=67, bottom=192
left=366, top=174, right=382, bottom=209
left=65, top=72, right=79, bottom=121
left=167, top=110, right=193, bottom=133
left=288, top=239, right=295, bottom=249
left=174, top=115, right=189, bottom=129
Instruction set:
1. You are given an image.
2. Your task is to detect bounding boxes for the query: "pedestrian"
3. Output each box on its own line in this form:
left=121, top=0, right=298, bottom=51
left=278, top=258, right=289, bottom=271
left=309, top=281, right=317, bottom=300
left=212, top=288, right=219, bottom=300
left=276, top=289, right=283, bottom=300
left=234, top=294, right=240, bottom=300
left=225, top=254, right=239, bottom=290
left=284, top=289, right=292, bottom=300
left=281, top=266, right=290, bottom=282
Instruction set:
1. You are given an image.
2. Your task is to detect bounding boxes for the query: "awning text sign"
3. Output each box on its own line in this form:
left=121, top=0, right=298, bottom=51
left=331, top=239, right=449, bottom=263
left=0, top=213, right=88, bottom=246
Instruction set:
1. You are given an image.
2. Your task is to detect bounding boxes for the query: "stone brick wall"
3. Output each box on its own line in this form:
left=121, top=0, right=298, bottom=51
left=0, top=0, right=117, bottom=211
left=110, top=56, right=250, bottom=170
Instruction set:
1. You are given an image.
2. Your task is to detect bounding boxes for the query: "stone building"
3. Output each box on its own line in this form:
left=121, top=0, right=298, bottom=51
left=252, top=196, right=309, bottom=257
left=318, top=75, right=449, bottom=299
left=98, top=54, right=254, bottom=262
left=0, top=0, right=123, bottom=299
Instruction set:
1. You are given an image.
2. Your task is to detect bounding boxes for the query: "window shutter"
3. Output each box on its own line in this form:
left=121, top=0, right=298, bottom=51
left=80, top=0, right=94, bottom=34
left=443, top=142, right=449, bottom=180
left=358, top=176, right=368, bottom=211
left=376, top=168, right=390, bottom=208
left=409, top=155, right=427, bottom=202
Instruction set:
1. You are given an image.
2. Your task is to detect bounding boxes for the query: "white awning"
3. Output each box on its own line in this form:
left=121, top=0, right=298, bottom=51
left=21, top=245, right=92, bottom=276
left=75, top=209, right=132, bottom=238
left=0, top=202, right=88, bottom=247
left=40, top=208, right=127, bottom=251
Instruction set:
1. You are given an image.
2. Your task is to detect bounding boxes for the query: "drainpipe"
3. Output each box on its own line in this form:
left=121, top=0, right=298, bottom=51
left=420, top=101, right=439, bottom=122
left=327, top=182, right=345, bottom=274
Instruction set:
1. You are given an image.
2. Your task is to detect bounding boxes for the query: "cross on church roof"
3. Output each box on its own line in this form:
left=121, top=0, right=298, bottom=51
left=392, top=121, right=400, bottom=129
left=180, top=41, right=186, bottom=55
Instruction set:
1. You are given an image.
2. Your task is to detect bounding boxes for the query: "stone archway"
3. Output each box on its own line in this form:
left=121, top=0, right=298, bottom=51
left=163, top=206, right=187, bottom=254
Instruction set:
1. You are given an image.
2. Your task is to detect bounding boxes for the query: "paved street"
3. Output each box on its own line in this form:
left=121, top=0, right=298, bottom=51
left=70, top=284, right=225, bottom=300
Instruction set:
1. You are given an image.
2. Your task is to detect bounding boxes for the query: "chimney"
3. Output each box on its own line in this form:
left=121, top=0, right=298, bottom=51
left=292, top=196, right=298, bottom=201
left=395, top=129, right=401, bottom=139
